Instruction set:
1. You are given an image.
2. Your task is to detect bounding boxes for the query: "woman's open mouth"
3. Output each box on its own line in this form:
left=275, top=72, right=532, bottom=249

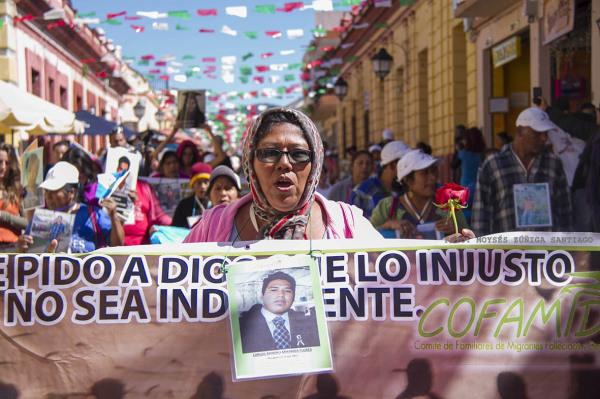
left=276, top=177, right=293, bottom=191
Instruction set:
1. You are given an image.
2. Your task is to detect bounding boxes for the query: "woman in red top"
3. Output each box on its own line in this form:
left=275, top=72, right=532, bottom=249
left=0, top=143, right=27, bottom=250
left=123, top=180, right=172, bottom=245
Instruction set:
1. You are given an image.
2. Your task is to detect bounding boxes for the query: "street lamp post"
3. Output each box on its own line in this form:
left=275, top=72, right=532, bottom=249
left=133, top=100, right=145, bottom=132
left=371, top=48, right=393, bottom=81
left=155, top=108, right=165, bottom=130
left=334, top=77, right=348, bottom=100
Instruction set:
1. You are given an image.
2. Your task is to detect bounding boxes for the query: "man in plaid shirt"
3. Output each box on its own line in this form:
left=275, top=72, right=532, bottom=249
left=472, top=107, right=572, bottom=236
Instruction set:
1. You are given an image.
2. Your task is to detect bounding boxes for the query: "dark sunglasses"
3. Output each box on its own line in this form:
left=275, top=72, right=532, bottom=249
left=255, top=148, right=312, bottom=164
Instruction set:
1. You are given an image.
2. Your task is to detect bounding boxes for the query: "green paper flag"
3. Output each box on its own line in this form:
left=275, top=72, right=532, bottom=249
left=374, top=23, right=390, bottom=29
left=330, top=69, right=340, bottom=76
left=318, top=88, right=326, bottom=94
left=240, top=77, right=249, bottom=84
left=123, top=56, right=135, bottom=61
left=185, top=71, right=194, bottom=77
left=278, top=87, right=286, bottom=94
left=243, top=31, right=258, bottom=39
left=305, top=46, right=316, bottom=51
left=242, top=52, right=254, bottom=61
left=288, top=63, right=304, bottom=69
left=399, top=0, right=417, bottom=5
left=102, top=19, right=122, bottom=25
left=311, top=28, right=326, bottom=36
left=284, top=74, right=295, bottom=81
left=183, top=55, right=195, bottom=60
left=176, top=24, right=190, bottom=31
left=76, top=12, right=96, bottom=17
left=240, top=66, right=252, bottom=76
left=317, top=78, right=330, bottom=85
left=138, top=60, right=150, bottom=66
left=0, top=20, right=3, bottom=30
left=342, top=0, right=361, bottom=5
left=254, top=5, right=276, bottom=14
left=347, top=56, right=359, bottom=62
left=168, top=11, right=191, bottom=19
left=82, top=64, right=89, bottom=77
left=145, top=74, right=155, bottom=80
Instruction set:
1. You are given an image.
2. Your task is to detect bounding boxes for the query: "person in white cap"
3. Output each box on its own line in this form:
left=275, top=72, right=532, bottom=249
left=370, top=150, right=468, bottom=238
left=471, top=107, right=571, bottom=236
left=342, top=141, right=413, bottom=218
left=382, top=129, right=394, bottom=145
left=16, top=162, right=124, bottom=253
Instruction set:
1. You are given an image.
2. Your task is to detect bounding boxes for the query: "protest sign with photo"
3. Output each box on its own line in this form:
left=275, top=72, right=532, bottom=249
left=139, top=177, right=192, bottom=218
left=21, top=147, right=44, bottom=210
left=227, top=255, right=332, bottom=380
left=25, top=209, right=75, bottom=253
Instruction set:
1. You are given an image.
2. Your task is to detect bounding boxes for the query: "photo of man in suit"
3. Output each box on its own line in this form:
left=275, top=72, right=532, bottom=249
left=239, top=271, right=320, bottom=354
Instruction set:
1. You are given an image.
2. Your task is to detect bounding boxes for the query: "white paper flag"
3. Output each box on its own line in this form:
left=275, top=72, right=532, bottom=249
left=173, top=75, right=187, bottom=83
left=221, top=25, right=238, bottom=36
left=44, top=8, right=66, bottom=20
left=225, top=6, right=247, bottom=18
left=152, top=22, right=169, bottom=31
left=313, top=0, right=333, bottom=11
left=287, top=29, right=304, bottom=39
left=137, top=11, right=168, bottom=19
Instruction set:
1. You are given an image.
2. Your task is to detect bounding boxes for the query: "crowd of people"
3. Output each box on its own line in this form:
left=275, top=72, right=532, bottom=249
left=0, top=98, right=598, bottom=253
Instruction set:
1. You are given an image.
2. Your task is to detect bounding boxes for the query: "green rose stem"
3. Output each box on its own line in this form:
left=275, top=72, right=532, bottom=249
left=433, top=198, right=466, bottom=235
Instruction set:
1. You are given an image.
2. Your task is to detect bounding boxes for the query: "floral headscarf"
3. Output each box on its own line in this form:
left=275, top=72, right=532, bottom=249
left=242, top=107, right=324, bottom=239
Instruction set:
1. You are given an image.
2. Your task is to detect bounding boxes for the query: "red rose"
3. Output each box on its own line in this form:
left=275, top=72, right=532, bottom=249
left=435, top=183, right=470, bottom=210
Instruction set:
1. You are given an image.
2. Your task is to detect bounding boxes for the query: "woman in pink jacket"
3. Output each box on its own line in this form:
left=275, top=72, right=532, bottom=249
left=184, top=107, right=381, bottom=243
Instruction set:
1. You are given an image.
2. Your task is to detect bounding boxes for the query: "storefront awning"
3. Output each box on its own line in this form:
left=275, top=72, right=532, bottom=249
left=0, top=80, right=84, bottom=135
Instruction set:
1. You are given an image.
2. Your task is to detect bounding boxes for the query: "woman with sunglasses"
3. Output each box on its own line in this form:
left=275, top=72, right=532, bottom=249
left=184, top=107, right=380, bottom=242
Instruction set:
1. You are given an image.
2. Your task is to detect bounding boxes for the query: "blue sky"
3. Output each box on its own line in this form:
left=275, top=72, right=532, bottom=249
left=71, top=0, right=352, bottom=108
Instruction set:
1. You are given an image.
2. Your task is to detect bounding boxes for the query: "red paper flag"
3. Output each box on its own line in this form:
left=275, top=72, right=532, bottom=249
left=198, top=29, right=215, bottom=33
left=95, top=71, right=108, bottom=78
left=255, top=66, right=269, bottom=72
left=197, top=9, right=218, bottom=16
left=332, top=26, right=347, bottom=32
left=207, top=75, right=218, bottom=79
left=125, top=16, right=142, bottom=20
left=203, top=66, right=217, bottom=73
left=277, top=2, right=304, bottom=12
left=149, top=69, right=161, bottom=74
left=155, top=61, right=167, bottom=66
left=202, top=57, right=216, bottom=63
left=107, top=11, right=126, bottom=19
left=130, top=25, right=145, bottom=33
left=320, top=46, right=334, bottom=52
left=81, top=58, right=95, bottom=64
left=141, top=55, right=155, bottom=60
left=14, top=14, right=34, bottom=23
left=249, top=91, right=259, bottom=97
left=261, top=53, right=274, bottom=59
left=253, top=77, right=264, bottom=84
left=48, top=20, right=66, bottom=29
left=265, top=31, right=282, bottom=38
left=159, top=75, right=170, bottom=81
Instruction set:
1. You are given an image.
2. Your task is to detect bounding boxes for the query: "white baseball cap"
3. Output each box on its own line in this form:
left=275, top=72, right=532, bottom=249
left=368, top=144, right=382, bottom=153
left=396, top=150, right=444, bottom=182
left=382, top=129, right=394, bottom=141
left=39, top=161, right=79, bottom=191
left=209, top=165, right=241, bottom=191
left=516, top=107, right=555, bottom=132
left=380, top=141, right=411, bottom=166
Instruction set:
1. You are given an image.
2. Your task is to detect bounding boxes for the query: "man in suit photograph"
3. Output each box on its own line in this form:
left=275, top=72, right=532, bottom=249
left=239, top=271, right=320, bottom=353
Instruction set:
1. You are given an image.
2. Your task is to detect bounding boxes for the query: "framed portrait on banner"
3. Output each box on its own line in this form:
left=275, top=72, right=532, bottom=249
left=226, top=255, right=333, bottom=380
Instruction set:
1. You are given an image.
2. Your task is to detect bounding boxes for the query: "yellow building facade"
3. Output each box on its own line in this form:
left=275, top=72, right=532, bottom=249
left=328, top=0, right=476, bottom=178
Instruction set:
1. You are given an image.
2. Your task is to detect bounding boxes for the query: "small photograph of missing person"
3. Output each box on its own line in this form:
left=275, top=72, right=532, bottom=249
left=236, top=267, right=320, bottom=354
left=22, top=149, right=44, bottom=209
